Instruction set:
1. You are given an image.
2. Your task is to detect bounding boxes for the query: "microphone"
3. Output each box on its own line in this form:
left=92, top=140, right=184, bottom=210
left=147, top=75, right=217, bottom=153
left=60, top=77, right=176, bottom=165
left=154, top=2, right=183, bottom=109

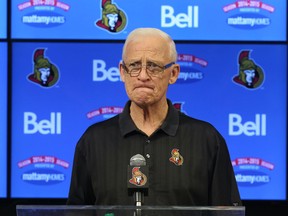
left=128, top=154, right=149, bottom=207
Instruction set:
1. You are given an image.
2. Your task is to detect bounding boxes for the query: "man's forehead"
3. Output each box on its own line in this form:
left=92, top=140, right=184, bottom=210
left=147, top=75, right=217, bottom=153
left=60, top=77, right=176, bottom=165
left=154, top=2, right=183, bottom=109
left=133, top=47, right=160, bottom=52
left=125, top=48, right=166, bottom=61
left=127, top=35, right=165, bottom=47
left=127, top=42, right=166, bottom=55
left=124, top=37, right=169, bottom=60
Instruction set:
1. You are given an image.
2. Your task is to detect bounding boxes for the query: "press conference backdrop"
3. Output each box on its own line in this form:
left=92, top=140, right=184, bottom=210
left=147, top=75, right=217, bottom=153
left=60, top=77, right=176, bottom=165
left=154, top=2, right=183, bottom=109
left=11, top=0, right=286, bottom=41
left=0, top=43, right=7, bottom=198
left=11, top=42, right=287, bottom=200
left=5, top=0, right=288, bottom=201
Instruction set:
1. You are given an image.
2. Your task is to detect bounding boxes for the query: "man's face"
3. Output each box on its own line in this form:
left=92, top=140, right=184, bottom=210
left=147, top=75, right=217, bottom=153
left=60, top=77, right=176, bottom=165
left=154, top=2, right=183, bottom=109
left=120, top=35, right=179, bottom=107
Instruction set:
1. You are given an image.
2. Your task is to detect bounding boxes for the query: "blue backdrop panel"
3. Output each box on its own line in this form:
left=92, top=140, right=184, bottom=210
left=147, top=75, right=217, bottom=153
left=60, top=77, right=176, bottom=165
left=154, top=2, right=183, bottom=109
left=0, top=0, right=7, bottom=38
left=0, top=42, right=7, bottom=197
left=11, top=0, right=286, bottom=41
left=11, top=42, right=287, bottom=200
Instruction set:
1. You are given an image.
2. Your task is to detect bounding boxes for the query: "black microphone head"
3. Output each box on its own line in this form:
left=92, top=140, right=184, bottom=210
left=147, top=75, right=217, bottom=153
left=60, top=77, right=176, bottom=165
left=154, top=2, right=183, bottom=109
left=130, top=154, right=146, bottom=166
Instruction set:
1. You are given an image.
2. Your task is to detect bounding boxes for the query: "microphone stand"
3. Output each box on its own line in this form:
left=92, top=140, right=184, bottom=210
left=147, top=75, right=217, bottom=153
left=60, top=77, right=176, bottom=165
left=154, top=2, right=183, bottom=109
left=129, top=154, right=148, bottom=216
left=135, top=191, right=143, bottom=206
left=134, top=191, right=142, bottom=216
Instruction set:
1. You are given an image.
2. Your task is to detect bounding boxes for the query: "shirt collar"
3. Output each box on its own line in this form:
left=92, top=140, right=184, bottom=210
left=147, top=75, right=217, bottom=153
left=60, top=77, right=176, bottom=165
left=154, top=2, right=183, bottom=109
left=119, top=99, right=179, bottom=137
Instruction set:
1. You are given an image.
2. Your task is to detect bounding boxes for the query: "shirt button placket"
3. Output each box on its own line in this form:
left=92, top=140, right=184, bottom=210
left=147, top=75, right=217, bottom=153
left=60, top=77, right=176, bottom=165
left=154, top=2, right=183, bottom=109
left=144, top=138, right=153, bottom=189
left=145, top=139, right=151, bottom=163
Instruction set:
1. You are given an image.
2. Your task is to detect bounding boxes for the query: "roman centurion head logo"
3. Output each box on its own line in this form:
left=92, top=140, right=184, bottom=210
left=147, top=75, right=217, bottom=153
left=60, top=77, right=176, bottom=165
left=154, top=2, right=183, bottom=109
left=27, top=49, right=59, bottom=87
left=233, top=50, right=264, bottom=89
left=129, top=167, right=147, bottom=186
left=169, top=149, right=184, bottom=166
left=95, top=0, right=127, bottom=33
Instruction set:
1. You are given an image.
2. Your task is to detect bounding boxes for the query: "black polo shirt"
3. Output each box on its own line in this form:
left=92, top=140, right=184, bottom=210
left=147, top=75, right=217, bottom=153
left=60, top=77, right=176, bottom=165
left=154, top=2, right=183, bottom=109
left=67, top=99, right=242, bottom=206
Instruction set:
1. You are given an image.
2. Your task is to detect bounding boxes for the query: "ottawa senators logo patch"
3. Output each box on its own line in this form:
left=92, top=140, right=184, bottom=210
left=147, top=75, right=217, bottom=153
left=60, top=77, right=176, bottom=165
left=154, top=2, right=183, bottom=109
left=169, top=148, right=184, bottom=166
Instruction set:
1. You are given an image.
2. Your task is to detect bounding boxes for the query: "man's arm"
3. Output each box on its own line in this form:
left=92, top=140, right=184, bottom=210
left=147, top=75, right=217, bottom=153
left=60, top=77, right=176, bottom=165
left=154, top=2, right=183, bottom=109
left=67, top=142, right=95, bottom=205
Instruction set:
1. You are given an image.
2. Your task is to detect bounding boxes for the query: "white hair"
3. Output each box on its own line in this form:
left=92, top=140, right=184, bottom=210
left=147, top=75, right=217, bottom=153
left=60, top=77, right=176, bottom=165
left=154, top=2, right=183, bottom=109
left=122, top=28, right=177, bottom=62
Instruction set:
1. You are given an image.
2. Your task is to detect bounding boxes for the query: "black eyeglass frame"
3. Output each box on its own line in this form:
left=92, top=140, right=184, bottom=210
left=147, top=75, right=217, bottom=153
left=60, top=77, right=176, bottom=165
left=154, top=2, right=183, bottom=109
left=121, top=61, right=175, bottom=77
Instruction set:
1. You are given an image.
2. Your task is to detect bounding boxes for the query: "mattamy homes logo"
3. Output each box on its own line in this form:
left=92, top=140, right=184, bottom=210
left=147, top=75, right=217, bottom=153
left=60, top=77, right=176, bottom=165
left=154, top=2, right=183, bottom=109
left=232, top=157, right=274, bottom=186
left=176, top=54, right=208, bottom=84
left=223, top=0, right=274, bottom=30
left=87, top=106, right=124, bottom=121
left=18, top=155, right=69, bottom=185
left=18, top=0, right=70, bottom=27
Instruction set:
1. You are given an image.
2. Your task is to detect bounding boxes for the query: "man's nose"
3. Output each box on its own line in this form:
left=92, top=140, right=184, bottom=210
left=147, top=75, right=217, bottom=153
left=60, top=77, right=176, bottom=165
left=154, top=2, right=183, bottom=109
left=137, top=66, right=151, bottom=79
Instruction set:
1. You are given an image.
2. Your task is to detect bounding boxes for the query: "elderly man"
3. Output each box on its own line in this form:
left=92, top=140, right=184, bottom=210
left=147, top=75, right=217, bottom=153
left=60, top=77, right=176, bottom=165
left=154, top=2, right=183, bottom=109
left=67, top=28, right=242, bottom=207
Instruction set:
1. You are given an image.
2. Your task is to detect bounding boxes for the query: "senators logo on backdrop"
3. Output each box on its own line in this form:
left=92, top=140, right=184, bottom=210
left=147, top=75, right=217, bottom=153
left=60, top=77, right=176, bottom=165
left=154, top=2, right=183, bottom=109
left=232, top=50, right=264, bottom=89
left=96, top=0, right=127, bottom=33
left=27, top=49, right=59, bottom=87
left=173, top=102, right=188, bottom=116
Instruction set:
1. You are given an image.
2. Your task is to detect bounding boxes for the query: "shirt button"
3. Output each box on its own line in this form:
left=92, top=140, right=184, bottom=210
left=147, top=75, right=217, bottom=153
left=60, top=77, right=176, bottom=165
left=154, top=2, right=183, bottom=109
left=146, top=154, right=150, bottom=159
left=146, top=140, right=150, bottom=143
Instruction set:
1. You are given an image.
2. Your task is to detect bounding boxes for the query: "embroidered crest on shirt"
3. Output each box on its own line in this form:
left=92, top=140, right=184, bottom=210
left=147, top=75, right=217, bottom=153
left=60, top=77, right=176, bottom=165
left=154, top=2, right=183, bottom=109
left=129, top=167, right=147, bottom=186
left=169, top=148, right=184, bottom=166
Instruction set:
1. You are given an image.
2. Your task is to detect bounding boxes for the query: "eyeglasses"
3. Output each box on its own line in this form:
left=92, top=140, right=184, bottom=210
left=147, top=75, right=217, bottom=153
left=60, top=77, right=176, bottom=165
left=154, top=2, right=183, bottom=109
left=122, top=61, right=175, bottom=77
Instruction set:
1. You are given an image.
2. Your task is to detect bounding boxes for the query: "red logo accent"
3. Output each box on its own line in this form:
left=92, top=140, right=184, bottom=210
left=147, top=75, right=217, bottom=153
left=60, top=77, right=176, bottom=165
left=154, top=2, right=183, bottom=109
left=129, top=167, right=147, bottom=186
left=169, top=148, right=184, bottom=166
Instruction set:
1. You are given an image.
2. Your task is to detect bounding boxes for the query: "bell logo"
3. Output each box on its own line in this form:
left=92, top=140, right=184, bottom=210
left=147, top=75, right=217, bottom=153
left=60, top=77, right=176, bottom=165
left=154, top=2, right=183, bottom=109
left=229, top=113, right=266, bottom=136
left=24, top=112, right=62, bottom=135
left=161, top=5, right=199, bottom=28
left=93, top=59, right=121, bottom=82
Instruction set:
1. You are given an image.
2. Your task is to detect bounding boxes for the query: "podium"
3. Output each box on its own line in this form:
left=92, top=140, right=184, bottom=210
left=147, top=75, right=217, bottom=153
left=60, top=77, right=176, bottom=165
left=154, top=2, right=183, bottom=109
left=16, top=205, right=245, bottom=216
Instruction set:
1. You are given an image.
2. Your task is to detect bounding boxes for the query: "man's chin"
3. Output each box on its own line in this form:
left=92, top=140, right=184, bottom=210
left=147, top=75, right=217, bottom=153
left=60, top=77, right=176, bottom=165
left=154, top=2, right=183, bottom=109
left=133, top=98, right=152, bottom=108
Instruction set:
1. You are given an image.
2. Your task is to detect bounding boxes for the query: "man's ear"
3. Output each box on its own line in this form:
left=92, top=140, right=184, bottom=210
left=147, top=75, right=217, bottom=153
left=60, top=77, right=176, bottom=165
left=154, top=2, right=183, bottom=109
left=169, top=64, right=180, bottom=84
left=119, top=63, right=126, bottom=82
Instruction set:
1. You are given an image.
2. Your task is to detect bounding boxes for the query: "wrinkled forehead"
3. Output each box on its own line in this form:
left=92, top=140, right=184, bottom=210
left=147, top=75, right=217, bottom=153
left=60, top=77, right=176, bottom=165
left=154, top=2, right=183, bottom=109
left=124, top=36, right=170, bottom=60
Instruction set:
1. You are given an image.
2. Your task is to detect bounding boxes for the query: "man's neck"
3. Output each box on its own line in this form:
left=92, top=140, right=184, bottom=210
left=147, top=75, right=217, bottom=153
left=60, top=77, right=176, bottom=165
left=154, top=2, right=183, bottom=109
left=130, top=100, right=168, bottom=136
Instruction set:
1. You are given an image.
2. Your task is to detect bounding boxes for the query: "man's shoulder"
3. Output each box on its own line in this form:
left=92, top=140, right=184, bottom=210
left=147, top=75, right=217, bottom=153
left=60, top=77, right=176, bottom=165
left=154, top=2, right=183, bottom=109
left=178, top=112, right=216, bottom=131
left=178, top=112, right=225, bottom=144
left=86, top=115, right=120, bottom=132
left=179, top=112, right=208, bottom=124
left=75, top=115, right=121, bottom=155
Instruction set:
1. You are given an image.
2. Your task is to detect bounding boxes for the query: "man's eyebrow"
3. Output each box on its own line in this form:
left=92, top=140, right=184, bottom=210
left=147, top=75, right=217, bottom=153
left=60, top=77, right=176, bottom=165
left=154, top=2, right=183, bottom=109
left=146, top=60, right=162, bottom=65
left=127, top=60, right=141, bottom=64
